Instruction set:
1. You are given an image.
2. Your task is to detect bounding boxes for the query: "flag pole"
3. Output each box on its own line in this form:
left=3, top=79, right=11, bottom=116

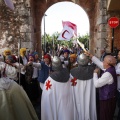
left=76, top=39, right=87, bottom=52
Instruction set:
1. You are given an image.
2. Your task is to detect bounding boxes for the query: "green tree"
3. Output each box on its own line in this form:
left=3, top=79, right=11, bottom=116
left=41, top=32, right=89, bottom=50
left=77, top=33, right=89, bottom=49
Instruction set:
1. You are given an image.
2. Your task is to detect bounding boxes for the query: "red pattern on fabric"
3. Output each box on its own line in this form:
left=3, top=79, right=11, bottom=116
left=71, top=77, right=77, bottom=86
left=46, top=80, right=52, bottom=90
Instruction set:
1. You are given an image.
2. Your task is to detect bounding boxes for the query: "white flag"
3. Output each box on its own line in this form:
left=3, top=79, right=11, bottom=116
left=57, top=26, right=74, bottom=41
left=4, top=0, right=14, bottom=10
left=62, top=21, right=77, bottom=36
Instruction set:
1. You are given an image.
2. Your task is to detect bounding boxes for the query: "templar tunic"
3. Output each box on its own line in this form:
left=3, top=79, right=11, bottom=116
left=70, top=64, right=97, bottom=120
left=41, top=68, right=78, bottom=120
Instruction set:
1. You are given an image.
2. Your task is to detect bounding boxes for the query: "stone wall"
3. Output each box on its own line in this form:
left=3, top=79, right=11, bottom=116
left=0, top=0, right=32, bottom=55
left=0, top=0, right=120, bottom=57
left=33, top=0, right=98, bottom=56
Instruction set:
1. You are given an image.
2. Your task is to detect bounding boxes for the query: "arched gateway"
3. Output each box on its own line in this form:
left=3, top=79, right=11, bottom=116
left=0, top=0, right=120, bottom=57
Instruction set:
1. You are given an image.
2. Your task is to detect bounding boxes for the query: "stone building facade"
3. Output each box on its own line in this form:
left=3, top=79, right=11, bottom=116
left=0, top=0, right=120, bottom=57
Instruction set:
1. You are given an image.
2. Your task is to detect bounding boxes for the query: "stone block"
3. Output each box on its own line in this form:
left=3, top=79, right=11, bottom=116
left=99, top=0, right=107, bottom=10
left=97, top=16, right=107, bottom=24
left=97, top=32, right=107, bottom=39
left=100, top=9, right=107, bottom=16
left=98, top=24, right=107, bottom=32
left=21, top=41, right=33, bottom=49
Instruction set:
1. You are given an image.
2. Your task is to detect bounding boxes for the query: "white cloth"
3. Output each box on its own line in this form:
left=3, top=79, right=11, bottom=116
left=32, top=62, right=41, bottom=69
left=41, top=76, right=78, bottom=120
left=0, top=77, right=13, bottom=90
left=92, top=56, right=114, bottom=88
left=115, top=63, right=120, bottom=92
left=57, top=25, right=74, bottom=41
left=32, top=62, right=41, bottom=78
left=0, top=80, right=39, bottom=120
left=14, top=62, right=25, bottom=76
left=22, top=56, right=28, bottom=65
left=93, top=72, right=113, bottom=88
left=0, top=62, right=18, bottom=80
left=92, top=56, right=104, bottom=70
left=70, top=74, right=97, bottom=120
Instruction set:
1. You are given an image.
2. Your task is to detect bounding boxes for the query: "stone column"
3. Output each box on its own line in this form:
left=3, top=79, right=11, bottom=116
left=95, top=0, right=108, bottom=57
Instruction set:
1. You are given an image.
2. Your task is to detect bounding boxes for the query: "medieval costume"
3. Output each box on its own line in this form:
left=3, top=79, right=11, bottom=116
left=0, top=61, right=38, bottom=120
left=41, top=56, right=78, bottom=120
left=33, top=51, right=41, bottom=63
left=116, top=51, right=120, bottom=120
left=1, top=55, right=25, bottom=82
left=38, top=54, right=52, bottom=84
left=17, top=48, right=28, bottom=88
left=60, top=49, right=70, bottom=68
left=70, top=53, right=97, bottom=120
left=3, top=49, right=17, bottom=62
left=92, top=55, right=117, bottom=120
left=24, top=55, right=42, bottom=119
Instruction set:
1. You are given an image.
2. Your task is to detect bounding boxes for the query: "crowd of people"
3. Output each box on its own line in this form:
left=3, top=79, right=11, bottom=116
left=0, top=46, right=120, bottom=120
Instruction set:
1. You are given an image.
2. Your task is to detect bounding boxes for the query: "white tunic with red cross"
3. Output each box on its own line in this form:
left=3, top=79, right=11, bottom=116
left=70, top=74, right=97, bottom=120
left=41, top=76, right=78, bottom=120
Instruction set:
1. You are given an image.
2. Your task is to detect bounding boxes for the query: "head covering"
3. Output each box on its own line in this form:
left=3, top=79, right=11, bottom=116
left=63, top=49, right=70, bottom=54
left=20, top=48, right=26, bottom=56
left=70, top=54, right=77, bottom=59
left=28, top=54, right=35, bottom=61
left=43, top=54, right=51, bottom=62
left=4, top=49, right=11, bottom=56
left=52, top=56, right=62, bottom=71
left=33, top=52, right=38, bottom=56
left=77, top=53, right=89, bottom=66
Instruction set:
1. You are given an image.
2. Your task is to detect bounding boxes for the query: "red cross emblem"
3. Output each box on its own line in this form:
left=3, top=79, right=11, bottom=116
left=46, top=80, right=52, bottom=90
left=71, top=77, right=77, bottom=86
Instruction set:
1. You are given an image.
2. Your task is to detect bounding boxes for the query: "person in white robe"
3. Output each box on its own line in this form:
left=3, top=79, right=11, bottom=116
left=70, top=53, right=97, bottom=120
left=41, top=56, right=78, bottom=120
left=0, top=55, right=39, bottom=120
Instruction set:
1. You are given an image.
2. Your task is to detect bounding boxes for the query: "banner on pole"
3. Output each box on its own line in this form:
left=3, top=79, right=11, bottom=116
left=62, top=21, right=77, bottom=36
left=57, top=25, right=74, bottom=41
left=57, top=21, right=77, bottom=41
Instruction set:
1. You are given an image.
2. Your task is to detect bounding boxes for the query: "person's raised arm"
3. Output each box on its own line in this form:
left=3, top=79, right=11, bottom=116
left=85, top=51, right=104, bottom=70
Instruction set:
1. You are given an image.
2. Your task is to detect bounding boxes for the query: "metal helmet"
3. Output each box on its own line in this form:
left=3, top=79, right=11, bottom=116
left=77, top=53, right=89, bottom=66
left=52, top=56, right=62, bottom=71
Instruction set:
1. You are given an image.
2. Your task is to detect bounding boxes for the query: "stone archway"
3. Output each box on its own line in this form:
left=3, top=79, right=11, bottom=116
left=32, top=0, right=98, bottom=56
left=1, top=0, right=115, bottom=58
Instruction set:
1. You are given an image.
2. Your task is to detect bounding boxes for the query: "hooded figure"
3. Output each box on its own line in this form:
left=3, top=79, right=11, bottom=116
left=0, top=56, right=38, bottom=120
left=70, top=53, right=97, bottom=120
left=41, top=56, right=78, bottom=120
